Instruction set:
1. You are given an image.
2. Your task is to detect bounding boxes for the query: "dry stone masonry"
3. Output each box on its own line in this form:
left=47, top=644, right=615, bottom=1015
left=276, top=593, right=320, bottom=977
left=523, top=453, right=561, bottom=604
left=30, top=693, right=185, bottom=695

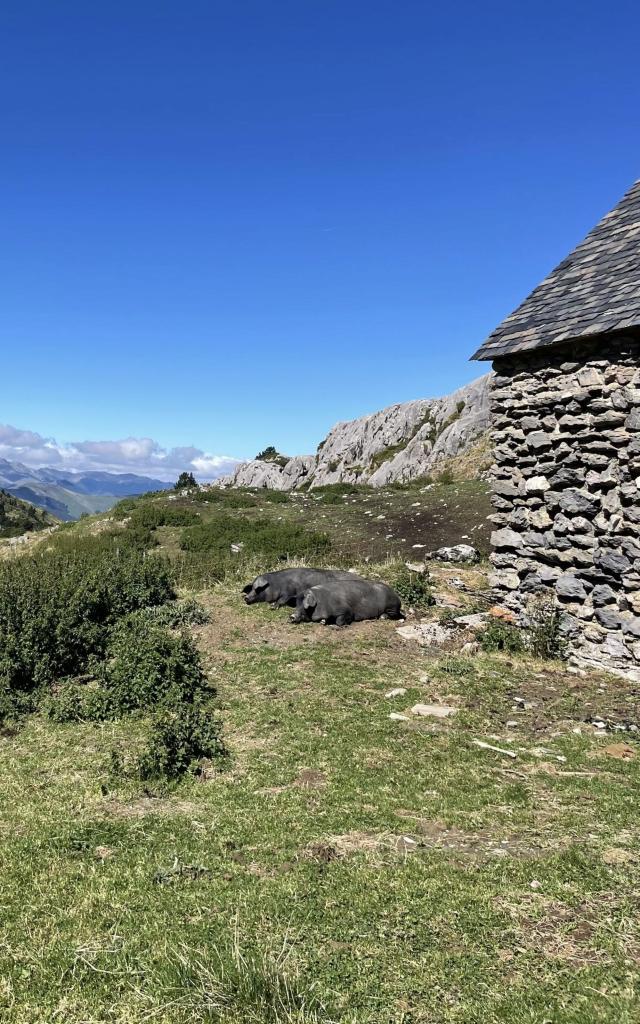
left=472, top=179, right=640, bottom=679
left=488, top=334, right=640, bottom=678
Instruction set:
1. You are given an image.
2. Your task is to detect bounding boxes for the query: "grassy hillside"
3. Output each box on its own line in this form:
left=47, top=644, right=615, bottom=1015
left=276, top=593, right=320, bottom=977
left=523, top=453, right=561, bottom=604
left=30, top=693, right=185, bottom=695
left=0, top=481, right=638, bottom=1023
left=0, top=489, right=57, bottom=538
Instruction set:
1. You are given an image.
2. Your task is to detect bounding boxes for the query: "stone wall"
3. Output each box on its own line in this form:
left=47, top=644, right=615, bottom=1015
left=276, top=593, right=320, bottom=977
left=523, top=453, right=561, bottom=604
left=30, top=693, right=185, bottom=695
left=489, top=332, right=640, bottom=679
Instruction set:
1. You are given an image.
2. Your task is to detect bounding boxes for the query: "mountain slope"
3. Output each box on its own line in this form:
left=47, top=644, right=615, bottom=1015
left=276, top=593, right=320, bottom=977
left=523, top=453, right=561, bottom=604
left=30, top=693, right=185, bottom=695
left=0, top=460, right=171, bottom=520
left=0, top=490, right=58, bottom=538
left=224, top=373, right=492, bottom=490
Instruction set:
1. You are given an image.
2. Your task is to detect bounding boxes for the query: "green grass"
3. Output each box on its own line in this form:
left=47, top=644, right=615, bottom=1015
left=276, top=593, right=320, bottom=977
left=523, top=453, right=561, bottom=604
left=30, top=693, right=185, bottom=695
left=0, top=581, right=638, bottom=1022
left=1, top=487, right=638, bottom=1021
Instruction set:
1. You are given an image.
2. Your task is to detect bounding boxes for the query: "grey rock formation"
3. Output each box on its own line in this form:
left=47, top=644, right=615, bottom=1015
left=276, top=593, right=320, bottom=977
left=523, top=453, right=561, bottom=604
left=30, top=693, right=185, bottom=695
left=220, top=374, right=491, bottom=491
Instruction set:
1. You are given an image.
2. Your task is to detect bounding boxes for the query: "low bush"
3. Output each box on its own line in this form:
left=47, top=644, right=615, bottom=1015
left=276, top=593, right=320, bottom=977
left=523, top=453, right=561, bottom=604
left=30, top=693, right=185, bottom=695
left=256, top=489, right=289, bottom=504
left=0, top=547, right=174, bottom=711
left=99, top=615, right=208, bottom=715
left=526, top=597, right=568, bottom=660
left=140, top=598, right=210, bottom=628
left=311, top=483, right=371, bottom=504
left=180, top=515, right=330, bottom=564
left=480, top=620, right=525, bottom=654
left=45, top=679, right=115, bottom=723
left=437, top=468, right=455, bottom=485
left=136, top=703, right=226, bottom=780
left=130, top=504, right=200, bottom=529
left=196, top=489, right=257, bottom=509
left=386, top=565, right=435, bottom=609
left=46, top=614, right=212, bottom=724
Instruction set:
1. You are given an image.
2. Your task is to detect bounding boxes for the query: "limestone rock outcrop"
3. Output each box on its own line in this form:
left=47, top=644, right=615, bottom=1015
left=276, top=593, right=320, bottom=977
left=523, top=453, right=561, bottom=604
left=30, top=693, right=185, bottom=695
left=221, top=374, right=491, bottom=491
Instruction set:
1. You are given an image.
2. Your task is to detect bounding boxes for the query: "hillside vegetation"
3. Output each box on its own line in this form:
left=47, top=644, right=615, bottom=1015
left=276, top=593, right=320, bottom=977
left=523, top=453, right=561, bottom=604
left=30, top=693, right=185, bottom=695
left=0, top=489, right=57, bottom=538
left=0, top=481, right=638, bottom=1023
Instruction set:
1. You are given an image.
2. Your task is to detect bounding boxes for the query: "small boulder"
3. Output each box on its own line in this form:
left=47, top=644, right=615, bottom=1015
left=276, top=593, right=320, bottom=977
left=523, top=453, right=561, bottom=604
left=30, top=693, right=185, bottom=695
left=427, top=544, right=479, bottom=563
left=410, top=703, right=457, bottom=718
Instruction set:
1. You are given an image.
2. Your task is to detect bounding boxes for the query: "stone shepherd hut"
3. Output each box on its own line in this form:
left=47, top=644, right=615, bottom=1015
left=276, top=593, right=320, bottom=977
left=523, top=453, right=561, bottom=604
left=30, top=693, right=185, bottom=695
left=472, top=180, right=640, bottom=679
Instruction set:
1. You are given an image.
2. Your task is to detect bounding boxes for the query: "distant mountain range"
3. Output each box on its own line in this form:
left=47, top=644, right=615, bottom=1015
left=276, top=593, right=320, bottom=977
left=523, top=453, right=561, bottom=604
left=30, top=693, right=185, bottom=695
left=0, top=459, right=171, bottom=521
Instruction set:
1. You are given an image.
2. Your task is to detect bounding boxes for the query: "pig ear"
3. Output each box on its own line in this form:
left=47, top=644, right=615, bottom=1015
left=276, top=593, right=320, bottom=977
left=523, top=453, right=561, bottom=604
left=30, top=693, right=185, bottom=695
left=303, top=591, right=317, bottom=610
left=253, top=575, right=268, bottom=592
left=242, top=583, right=252, bottom=594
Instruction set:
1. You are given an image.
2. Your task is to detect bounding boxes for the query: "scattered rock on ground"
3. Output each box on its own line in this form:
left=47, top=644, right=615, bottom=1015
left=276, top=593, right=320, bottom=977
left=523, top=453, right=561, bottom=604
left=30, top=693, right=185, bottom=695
left=427, top=544, right=480, bottom=563
left=453, top=612, right=489, bottom=630
left=410, top=703, right=457, bottom=718
left=396, top=622, right=451, bottom=646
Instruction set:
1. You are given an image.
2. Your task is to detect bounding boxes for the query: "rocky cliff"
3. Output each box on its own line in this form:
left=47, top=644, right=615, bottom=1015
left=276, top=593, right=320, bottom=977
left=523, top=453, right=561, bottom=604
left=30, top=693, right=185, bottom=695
left=223, top=374, right=491, bottom=490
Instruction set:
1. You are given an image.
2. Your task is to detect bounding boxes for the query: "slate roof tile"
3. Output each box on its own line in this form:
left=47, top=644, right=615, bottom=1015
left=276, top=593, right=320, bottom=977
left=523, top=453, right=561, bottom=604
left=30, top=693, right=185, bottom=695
left=472, top=180, right=640, bottom=359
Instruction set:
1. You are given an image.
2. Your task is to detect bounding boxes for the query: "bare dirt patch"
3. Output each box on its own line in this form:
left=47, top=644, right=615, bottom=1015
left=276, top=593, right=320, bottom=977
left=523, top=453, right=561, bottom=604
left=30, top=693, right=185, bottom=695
left=506, top=897, right=611, bottom=966
left=394, top=810, right=554, bottom=861
left=102, top=796, right=200, bottom=819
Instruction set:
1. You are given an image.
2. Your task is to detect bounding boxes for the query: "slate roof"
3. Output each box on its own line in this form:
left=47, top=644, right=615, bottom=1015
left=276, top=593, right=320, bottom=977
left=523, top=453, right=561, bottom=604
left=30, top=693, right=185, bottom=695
left=472, top=179, right=640, bottom=360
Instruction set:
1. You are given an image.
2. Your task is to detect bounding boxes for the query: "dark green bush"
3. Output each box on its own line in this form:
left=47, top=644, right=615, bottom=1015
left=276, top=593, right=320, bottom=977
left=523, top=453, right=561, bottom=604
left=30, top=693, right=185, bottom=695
left=196, top=489, right=257, bottom=509
left=0, top=548, right=174, bottom=703
left=387, top=565, right=434, bottom=609
left=130, top=504, right=200, bottom=530
left=45, top=680, right=114, bottom=723
left=480, top=620, right=525, bottom=654
left=136, top=703, right=226, bottom=780
left=180, top=514, right=330, bottom=563
left=46, top=614, right=212, bottom=724
left=311, top=483, right=371, bottom=504
left=437, top=468, right=455, bottom=485
left=99, top=615, right=208, bottom=715
left=256, top=489, right=289, bottom=504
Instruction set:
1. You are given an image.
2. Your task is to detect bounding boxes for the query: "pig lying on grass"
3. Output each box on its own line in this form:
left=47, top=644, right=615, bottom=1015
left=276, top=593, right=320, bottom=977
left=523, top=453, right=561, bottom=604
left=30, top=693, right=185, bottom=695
left=242, top=568, right=358, bottom=608
left=290, top=577, right=403, bottom=626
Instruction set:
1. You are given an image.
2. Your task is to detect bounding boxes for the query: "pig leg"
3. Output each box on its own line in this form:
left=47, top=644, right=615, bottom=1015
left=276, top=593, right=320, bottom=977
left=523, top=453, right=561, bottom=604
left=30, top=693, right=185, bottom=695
left=335, top=612, right=353, bottom=626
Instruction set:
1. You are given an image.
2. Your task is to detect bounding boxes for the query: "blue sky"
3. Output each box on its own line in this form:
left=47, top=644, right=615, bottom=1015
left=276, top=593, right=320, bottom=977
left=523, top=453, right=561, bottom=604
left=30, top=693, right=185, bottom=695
left=1, top=1, right=639, bottom=477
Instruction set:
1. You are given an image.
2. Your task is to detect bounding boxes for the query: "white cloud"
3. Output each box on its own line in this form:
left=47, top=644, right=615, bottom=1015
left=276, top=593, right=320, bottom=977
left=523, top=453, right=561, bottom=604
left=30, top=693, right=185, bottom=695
left=0, top=423, right=239, bottom=482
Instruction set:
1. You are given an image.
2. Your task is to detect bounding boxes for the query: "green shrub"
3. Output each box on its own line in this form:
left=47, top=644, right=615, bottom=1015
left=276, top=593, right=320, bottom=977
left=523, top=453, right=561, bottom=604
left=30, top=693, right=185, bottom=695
left=525, top=597, right=568, bottom=660
left=99, top=616, right=208, bottom=715
left=130, top=504, right=200, bottom=529
left=480, top=620, right=525, bottom=654
left=257, top=489, right=289, bottom=504
left=196, top=489, right=257, bottom=509
left=46, top=613, right=214, bottom=725
left=141, top=599, right=210, bottom=628
left=311, top=483, right=371, bottom=504
left=0, top=548, right=174, bottom=701
left=180, top=515, right=330, bottom=564
left=437, top=468, right=455, bottom=485
left=45, top=680, right=114, bottom=723
left=387, top=565, right=434, bottom=609
left=136, top=703, right=226, bottom=780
